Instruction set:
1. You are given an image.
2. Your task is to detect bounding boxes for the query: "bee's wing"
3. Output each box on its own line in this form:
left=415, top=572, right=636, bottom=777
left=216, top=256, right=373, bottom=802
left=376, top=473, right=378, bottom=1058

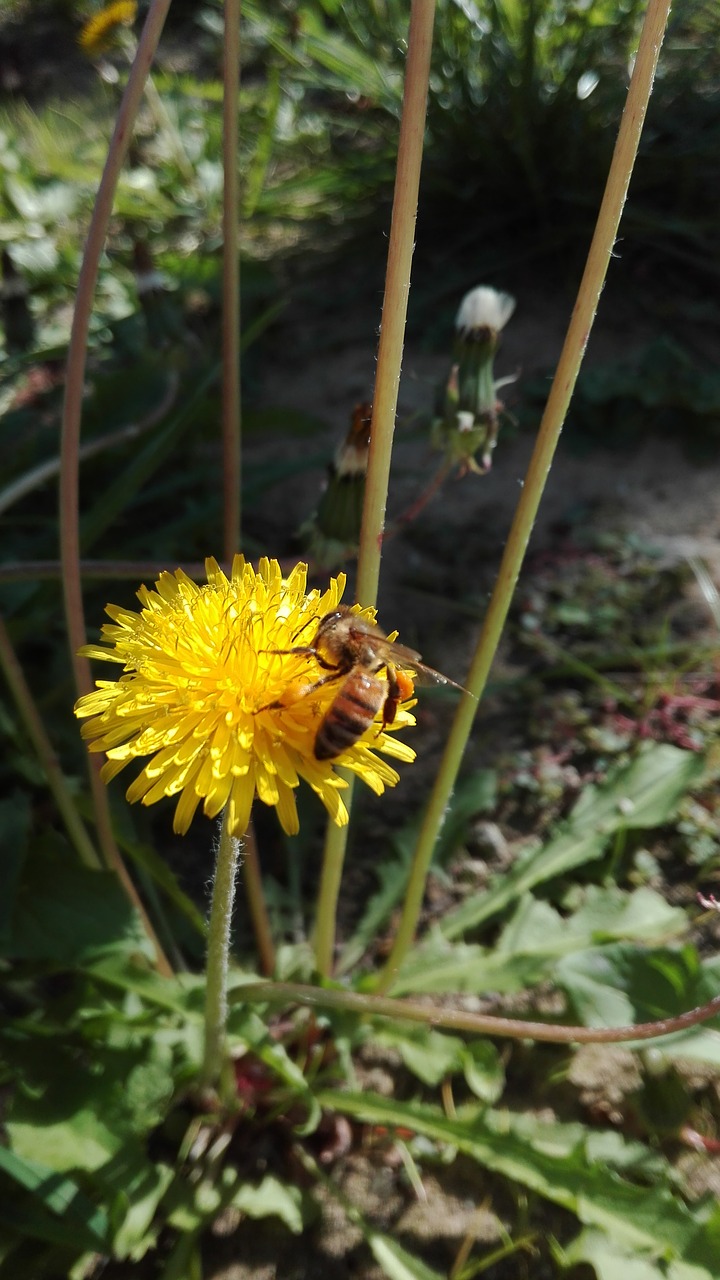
left=382, top=640, right=470, bottom=695
left=409, top=661, right=469, bottom=694
left=381, top=638, right=423, bottom=666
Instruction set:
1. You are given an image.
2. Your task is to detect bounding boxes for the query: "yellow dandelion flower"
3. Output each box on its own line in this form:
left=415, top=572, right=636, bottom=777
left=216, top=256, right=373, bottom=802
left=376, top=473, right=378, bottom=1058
left=78, top=1, right=137, bottom=56
left=75, top=557, right=416, bottom=838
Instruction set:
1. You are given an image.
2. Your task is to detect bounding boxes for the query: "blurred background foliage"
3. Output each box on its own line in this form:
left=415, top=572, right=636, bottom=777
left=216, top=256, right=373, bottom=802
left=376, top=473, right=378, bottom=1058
left=1, top=0, right=718, bottom=290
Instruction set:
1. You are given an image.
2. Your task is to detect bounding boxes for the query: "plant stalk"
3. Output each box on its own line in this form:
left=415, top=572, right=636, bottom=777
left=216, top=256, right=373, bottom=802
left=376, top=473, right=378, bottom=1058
left=356, top=0, right=435, bottom=609
left=222, top=0, right=242, bottom=558
left=60, top=0, right=172, bottom=702
left=0, top=616, right=100, bottom=870
left=237, top=979, right=720, bottom=1046
left=314, top=0, right=436, bottom=979
left=314, top=807, right=350, bottom=977
left=242, top=818, right=275, bottom=976
left=59, top=0, right=173, bottom=969
left=201, top=807, right=243, bottom=1098
left=379, top=0, right=673, bottom=990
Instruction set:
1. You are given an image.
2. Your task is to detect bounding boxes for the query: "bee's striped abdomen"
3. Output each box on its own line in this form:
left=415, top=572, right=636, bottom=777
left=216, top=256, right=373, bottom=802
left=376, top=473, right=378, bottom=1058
left=314, top=671, right=386, bottom=760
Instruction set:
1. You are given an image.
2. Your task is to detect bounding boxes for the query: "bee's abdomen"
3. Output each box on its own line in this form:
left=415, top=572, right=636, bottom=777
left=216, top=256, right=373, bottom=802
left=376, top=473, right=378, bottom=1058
left=314, top=673, right=385, bottom=760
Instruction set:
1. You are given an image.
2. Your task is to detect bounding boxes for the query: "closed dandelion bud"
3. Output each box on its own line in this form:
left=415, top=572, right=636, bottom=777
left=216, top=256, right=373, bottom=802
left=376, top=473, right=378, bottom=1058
left=301, top=402, right=371, bottom=567
left=433, top=285, right=516, bottom=476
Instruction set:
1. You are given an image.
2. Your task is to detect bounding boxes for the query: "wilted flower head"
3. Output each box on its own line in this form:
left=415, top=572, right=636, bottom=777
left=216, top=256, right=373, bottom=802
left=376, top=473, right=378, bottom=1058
left=78, top=1, right=137, bottom=56
left=75, top=557, right=415, bottom=838
left=455, top=286, right=516, bottom=340
left=432, top=284, right=517, bottom=476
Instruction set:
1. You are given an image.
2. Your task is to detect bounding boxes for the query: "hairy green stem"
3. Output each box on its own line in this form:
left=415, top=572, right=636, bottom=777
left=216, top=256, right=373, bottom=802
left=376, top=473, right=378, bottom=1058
left=314, top=0, right=436, bottom=979
left=236, top=979, right=720, bottom=1046
left=379, top=0, right=673, bottom=990
left=202, top=807, right=243, bottom=1097
left=222, top=0, right=242, bottom=559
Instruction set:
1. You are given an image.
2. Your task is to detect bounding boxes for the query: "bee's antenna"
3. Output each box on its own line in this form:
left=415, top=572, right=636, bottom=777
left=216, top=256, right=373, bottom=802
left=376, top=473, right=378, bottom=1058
left=292, top=616, right=317, bottom=643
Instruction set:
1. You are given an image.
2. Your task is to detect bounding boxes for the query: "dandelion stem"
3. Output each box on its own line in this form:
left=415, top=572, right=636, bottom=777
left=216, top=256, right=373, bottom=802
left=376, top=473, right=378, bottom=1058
left=59, top=0, right=173, bottom=967
left=202, top=807, right=243, bottom=1098
left=237, top=979, right=720, bottom=1046
left=314, top=803, right=350, bottom=977
left=378, top=0, right=673, bottom=991
left=222, top=0, right=242, bottom=558
left=314, top=0, right=436, bottom=979
left=242, top=819, right=275, bottom=976
left=356, top=0, right=435, bottom=609
left=60, top=0, right=171, bottom=701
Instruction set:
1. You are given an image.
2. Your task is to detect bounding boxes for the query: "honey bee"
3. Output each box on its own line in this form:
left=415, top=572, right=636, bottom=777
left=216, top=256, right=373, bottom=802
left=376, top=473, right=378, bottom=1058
left=269, top=605, right=464, bottom=760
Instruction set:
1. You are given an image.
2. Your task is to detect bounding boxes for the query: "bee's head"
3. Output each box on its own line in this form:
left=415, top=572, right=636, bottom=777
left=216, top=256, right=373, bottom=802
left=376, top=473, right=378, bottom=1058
left=291, top=606, right=349, bottom=646
left=312, top=606, right=357, bottom=665
left=317, top=606, right=350, bottom=628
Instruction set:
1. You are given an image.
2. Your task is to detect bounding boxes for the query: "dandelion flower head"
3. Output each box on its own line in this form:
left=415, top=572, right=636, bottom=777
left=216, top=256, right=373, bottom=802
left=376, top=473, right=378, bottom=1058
left=78, top=1, right=137, bottom=56
left=75, top=557, right=416, bottom=838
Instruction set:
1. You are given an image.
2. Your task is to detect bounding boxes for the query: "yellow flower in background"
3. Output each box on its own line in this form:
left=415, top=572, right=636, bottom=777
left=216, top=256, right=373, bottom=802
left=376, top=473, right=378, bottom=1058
left=75, top=557, right=416, bottom=838
left=78, top=1, right=137, bottom=56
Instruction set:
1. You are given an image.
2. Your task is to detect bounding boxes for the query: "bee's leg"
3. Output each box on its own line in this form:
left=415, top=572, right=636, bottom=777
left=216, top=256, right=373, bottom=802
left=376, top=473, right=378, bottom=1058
left=380, top=669, right=399, bottom=731
left=259, top=670, right=341, bottom=712
left=262, top=645, right=338, bottom=672
left=262, top=644, right=314, bottom=658
left=381, top=666, right=414, bottom=731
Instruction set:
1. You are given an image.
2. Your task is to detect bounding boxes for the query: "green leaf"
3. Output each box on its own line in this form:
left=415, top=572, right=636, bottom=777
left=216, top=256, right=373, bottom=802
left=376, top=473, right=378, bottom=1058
left=157, top=1231, right=203, bottom=1280
left=391, top=886, right=685, bottom=998
left=441, top=745, right=704, bottom=938
left=0, top=1147, right=109, bottom=1249
left=388, top=934, right=517, bottom=997
left=317, top=1091, right=720, bottom=1273
left=7, top=1049, right=142, bottom=1174
left=377, top=1025, right=466, bottom=1086
left=85, top=952, right=204, bottom=1012
left=368, top=1233, right=445, bottom=1280
left=106, top=1158, right=176, bottom=1261
left=230, top=1175, right=305, bottom=1234
left=375, top=1025, right=504, bottom=1101
left=561, top=884, right=685, bottom=942
left=556, top=945, right=720, bottom=1064
left=560, top=1227, right=715, bottom=1280
left=7, top=848, right=154, bottom=963
left=461, top=1040, right=505, bottom=1104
